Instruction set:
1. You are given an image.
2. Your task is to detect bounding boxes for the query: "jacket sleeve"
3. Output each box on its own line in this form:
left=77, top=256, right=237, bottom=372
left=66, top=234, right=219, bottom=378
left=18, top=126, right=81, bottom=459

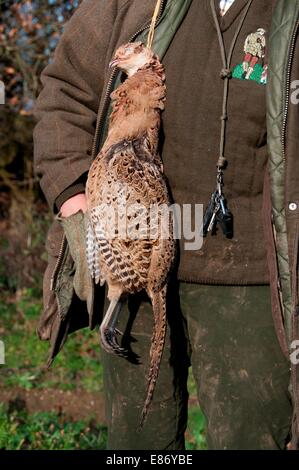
left=33, top=0, right=119, bottom=212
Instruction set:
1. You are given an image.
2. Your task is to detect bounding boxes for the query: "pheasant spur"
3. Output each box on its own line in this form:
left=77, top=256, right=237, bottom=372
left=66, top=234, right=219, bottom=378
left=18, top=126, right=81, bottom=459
left=85, top=42, right=175, bottom=424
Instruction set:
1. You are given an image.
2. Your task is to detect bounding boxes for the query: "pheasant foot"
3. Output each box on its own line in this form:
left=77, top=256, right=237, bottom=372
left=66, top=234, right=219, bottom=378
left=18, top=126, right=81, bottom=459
left=100, top=298, right=129, bottom=357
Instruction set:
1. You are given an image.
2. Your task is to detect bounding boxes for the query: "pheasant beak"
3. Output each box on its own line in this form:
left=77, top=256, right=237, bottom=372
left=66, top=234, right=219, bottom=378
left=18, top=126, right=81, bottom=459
left=109, top=58, right=119, bottom=69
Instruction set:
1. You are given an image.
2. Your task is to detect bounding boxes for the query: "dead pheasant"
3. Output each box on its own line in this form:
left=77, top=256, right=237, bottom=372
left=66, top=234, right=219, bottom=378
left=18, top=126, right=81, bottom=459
left=85, top=42, right=175, bottom=425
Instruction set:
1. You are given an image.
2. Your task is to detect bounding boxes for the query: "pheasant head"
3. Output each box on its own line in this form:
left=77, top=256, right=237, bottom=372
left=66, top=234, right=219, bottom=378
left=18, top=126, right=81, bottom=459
left=109, top=42, right=155, bottom=77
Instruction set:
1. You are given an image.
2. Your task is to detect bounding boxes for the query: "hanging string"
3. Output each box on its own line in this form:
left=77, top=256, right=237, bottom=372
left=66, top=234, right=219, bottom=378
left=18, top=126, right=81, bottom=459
left=147, top=0, right=163, bottom=50
left=210, top=0, right=253, bottom=169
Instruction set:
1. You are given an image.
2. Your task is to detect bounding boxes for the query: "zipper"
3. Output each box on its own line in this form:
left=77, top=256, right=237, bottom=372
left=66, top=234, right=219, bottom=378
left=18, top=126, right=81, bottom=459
left=281, top=19, right=299, bottom=162
left=91, top=68, right=119, bottom=159
left=91, top=0, right=166, bottom=159
left=50, top=235, right=67, bottom=292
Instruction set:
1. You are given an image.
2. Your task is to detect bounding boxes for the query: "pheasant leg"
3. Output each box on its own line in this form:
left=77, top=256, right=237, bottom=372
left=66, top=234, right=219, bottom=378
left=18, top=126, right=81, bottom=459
left=100, top=298, right=128, bottom=357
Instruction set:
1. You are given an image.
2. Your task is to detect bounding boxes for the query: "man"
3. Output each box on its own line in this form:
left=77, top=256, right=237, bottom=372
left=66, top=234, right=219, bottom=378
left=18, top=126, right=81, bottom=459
left=34, top=0, right=299, bottom=450
left=242, top=28, right=266, bottom=80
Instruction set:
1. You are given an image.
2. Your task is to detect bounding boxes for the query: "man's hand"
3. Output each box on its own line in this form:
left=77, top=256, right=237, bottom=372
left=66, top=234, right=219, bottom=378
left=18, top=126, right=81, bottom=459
left=60, top=193, right=87, bottom=217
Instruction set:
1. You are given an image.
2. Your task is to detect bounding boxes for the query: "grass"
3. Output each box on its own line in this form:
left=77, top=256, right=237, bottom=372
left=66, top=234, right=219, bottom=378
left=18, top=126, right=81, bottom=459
left=0, top=403, right=205, bottom=451
left=0, top=287, right=207, bottom=450
left=0, top=288, right=104, bottom=393
left=0, top=404, right=107, bottom=450
left=185, top=407, right=207, bottom=450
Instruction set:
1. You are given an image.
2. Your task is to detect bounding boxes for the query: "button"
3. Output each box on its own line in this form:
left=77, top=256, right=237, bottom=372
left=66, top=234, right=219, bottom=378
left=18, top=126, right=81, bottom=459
left=289, top=202, right=298, bottom=211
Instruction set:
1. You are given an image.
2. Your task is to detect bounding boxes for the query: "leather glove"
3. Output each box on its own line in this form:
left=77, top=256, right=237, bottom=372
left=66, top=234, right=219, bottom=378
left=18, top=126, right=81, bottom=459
left=58, top=210, right=94, bottom=315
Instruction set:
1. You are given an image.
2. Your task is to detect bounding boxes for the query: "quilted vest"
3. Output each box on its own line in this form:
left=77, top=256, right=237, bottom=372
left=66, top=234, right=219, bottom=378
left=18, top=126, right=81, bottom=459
left=267, top=0, right=299, bottom=343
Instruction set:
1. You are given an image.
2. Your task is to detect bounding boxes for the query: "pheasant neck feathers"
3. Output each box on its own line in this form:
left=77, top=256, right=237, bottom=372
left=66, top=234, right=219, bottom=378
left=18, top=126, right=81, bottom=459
left=103, top=58, right=166, bottom=153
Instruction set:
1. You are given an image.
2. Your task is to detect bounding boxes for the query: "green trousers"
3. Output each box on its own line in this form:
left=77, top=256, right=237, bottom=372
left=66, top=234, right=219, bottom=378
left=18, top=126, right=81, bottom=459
left=101, top=282, right=292, bottom=450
